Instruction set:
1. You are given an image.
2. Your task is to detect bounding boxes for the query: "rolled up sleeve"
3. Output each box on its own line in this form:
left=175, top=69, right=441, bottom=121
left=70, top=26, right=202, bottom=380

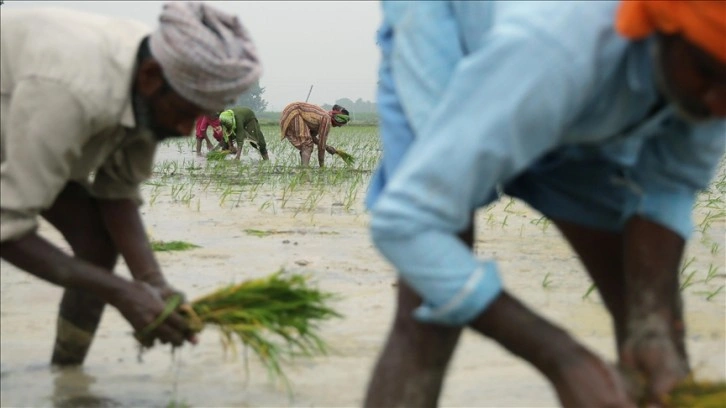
left=1, top=79, right=91, bottom=242
left=630, top=120, right=726, bottom=239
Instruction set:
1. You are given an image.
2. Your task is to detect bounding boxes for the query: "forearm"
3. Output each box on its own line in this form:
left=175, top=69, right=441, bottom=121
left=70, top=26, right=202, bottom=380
left=97, top=198, right=166, bottom=286
left=1, top=232, right=127, bottom=302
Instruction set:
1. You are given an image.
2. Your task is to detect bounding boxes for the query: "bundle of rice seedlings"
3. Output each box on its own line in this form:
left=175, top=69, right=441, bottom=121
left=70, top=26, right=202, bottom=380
left=135, top=270, right=342, bottom=388
left=335, top=149, right=355, bottom=166
left=662, top=378, right=726, bottom=407
left=206, top=150, right=229, bottom=161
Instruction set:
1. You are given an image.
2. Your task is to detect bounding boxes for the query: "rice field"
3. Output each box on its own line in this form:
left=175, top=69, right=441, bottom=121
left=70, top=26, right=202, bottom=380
left=149, top=123, right=726, bottom=304
left=148, top=124, right=379, bottom=217
left=1, top=123, right=723, bottom=407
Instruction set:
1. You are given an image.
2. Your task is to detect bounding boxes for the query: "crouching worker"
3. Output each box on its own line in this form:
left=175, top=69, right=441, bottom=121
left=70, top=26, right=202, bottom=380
left=365, top=1, right=726, bottom=407
left=219, top=106, right=270, bottom=161
left=280, top=102, right=350, bottom=167
left=0, top=2, right=261, bottom=364
left=195, top=113, right=224, bottom=157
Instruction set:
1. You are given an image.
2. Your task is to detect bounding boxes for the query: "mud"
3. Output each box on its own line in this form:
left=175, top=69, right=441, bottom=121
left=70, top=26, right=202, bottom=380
left=2, top=145, right=724, bottom=407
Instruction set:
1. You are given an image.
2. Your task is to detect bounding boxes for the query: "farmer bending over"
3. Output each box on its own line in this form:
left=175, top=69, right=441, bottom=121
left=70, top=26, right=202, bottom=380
left=365, top=1, right=726, bottom=406
left=195, top=113, right=224, bottom=157
left=280, top=102, right=350, bottom=167
left=0, top=2, right=261, bottom=364
left=219, top=106, right=270, bottom=161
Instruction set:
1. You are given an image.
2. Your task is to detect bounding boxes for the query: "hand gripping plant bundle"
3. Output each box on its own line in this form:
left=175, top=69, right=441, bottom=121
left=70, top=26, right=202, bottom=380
left=135, top=270, right=342, bottom=388
left=334, top=149, right=355, bottom=166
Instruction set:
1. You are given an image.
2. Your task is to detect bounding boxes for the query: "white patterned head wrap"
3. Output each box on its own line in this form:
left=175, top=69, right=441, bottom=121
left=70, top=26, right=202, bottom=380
left=149, top=2, right=262, bottom=112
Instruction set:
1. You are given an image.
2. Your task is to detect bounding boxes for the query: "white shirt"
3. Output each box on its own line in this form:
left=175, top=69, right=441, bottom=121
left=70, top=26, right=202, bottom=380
left=1, top=7, right=156, bottom=242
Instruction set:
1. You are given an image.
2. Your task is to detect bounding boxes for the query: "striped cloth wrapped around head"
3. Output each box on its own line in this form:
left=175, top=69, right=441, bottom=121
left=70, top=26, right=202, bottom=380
left=149, top=2, right=262, bottom=112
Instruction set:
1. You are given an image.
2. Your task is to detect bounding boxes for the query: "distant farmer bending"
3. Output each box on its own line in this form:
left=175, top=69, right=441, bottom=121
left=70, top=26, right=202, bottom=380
left=280, top=102, right=350, bottom=167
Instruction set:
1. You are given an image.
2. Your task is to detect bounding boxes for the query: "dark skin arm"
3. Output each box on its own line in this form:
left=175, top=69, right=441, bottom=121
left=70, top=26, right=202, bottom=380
left=311, top=134, right=337, bottom=167
left=97, top=198, right=177, bottom=298
left=0, top=233, right=192, bottom=347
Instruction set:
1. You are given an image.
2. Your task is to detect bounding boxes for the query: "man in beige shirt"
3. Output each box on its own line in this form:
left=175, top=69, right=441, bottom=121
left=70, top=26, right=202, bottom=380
left=0, top=2, right=261, bottom=364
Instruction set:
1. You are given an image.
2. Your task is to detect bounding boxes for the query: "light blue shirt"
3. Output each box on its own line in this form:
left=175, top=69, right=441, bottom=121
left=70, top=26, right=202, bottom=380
left=366, top=1, right=726, bottom=326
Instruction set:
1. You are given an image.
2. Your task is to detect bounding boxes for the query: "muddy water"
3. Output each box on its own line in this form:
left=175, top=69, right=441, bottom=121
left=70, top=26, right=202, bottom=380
left=2, top=145, right=724, bottom=407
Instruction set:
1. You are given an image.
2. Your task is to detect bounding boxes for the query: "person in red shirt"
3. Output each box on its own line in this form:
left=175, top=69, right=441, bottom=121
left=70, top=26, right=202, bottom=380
left=194, top=113, right=224, bottom=156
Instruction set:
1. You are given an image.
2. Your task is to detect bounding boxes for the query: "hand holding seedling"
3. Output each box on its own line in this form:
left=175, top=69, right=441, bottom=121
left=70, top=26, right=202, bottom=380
left=124, top=282, right=196, bottom=348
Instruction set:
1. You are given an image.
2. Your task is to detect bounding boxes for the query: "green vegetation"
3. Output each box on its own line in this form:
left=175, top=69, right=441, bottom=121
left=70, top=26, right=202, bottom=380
left=181, top=270, right=341, bottom=390
left=146, top=123, right=726, bottom=316
left=150, top=240, right=200, bottom=252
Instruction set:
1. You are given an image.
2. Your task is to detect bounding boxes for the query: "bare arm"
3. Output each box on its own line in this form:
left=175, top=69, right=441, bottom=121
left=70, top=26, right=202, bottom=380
left=0, top=233, right=191, bottom=346
left=97, top=198, right=172, bottom=293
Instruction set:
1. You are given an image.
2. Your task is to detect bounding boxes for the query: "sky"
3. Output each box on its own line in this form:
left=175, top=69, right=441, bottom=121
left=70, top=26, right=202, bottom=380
left=3, top=1, right=383, bottom=111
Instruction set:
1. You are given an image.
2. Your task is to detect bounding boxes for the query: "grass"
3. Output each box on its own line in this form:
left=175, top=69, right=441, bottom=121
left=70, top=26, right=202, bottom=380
left=150, top=240, right=200, bottom=252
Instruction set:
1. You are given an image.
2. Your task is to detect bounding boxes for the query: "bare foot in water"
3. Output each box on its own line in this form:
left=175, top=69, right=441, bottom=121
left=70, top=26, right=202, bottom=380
left=548, top=346, right=635, bottom=408
left=620, top=315, right=689, bottom=405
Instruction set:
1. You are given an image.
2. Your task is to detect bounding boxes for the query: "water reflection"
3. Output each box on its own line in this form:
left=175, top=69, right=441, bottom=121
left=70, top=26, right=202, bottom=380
left=52, top=367, right=121, bottom=408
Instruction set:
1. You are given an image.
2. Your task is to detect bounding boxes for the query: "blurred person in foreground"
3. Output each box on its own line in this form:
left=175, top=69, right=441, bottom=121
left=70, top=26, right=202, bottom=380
left=280, top=102, right=350, bottom=167
left=364, top=1, right=726, bottom=407
left=0, top=2, right=261, bottom=364
left=195, top=112, right=224, bottom=157
left=219, top=106, right=270, bottom=161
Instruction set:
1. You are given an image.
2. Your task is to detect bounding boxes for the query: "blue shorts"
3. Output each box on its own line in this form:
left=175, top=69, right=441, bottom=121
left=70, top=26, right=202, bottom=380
left=502, top=149, right=638, bottom=233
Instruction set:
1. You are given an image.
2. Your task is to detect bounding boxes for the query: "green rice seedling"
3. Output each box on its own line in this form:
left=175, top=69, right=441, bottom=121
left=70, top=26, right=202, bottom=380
left=136, top=270, right=342, bottom=390
left=500, top=214, right=509, bottom=229
left=335, top=149, right=355, bottom=166
left=679, top=269, right=698, bottom=292
left=710, top=241, right=720, bottom=255
left=704, top=264, right=719, bottom=284
left=207, top=150, right=229, bottom=161
left=150, top=240, right=200, bottom=252
left=582, top=283, right=597, bottom=300
left=680, top=256, right=696, bottom=276
left=661, top=378, right=726, bottom=407
left=244, top=229, right=274, bottom=238
left=541, top=272, right=553, bottom=289
left=503, top=197, right=516, bottom=213
left=165, top=400, right=191, bottom=408
left=706, top=286, right=724, bottom=301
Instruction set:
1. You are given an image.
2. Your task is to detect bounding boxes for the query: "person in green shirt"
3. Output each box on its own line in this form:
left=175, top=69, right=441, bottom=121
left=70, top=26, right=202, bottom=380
left=219, top=107, right=269, bottom=161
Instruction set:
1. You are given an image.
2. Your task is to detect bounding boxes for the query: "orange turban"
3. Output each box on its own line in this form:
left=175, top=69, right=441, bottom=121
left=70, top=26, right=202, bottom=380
left=615, top=0, right=726, bottom=64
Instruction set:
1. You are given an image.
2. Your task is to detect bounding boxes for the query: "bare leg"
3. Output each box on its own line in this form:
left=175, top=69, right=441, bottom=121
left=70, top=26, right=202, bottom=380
left=195, top=139, right=203, bottom=156
left=552, top=217, right=688, bottom=402
left=41, top=183, right=119, bottom=365
left=620, top=217, right=688, bottom=402
left=469, top=292, right=633, bottom=407
left=551, top=219, right=627, bottom=351
left=363, top=224, right=473, bottom=408
left=300, top=146, right=313, bottom=167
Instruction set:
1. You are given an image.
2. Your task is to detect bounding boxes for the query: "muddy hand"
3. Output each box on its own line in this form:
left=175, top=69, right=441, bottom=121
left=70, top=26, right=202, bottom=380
left=112, top=281, right=195, bottom=348
left=620, top=315, right=689, bottom=404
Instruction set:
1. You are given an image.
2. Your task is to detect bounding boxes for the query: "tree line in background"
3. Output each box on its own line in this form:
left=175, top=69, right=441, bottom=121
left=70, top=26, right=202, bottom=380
left=232, top=81, right=379, bottom=125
